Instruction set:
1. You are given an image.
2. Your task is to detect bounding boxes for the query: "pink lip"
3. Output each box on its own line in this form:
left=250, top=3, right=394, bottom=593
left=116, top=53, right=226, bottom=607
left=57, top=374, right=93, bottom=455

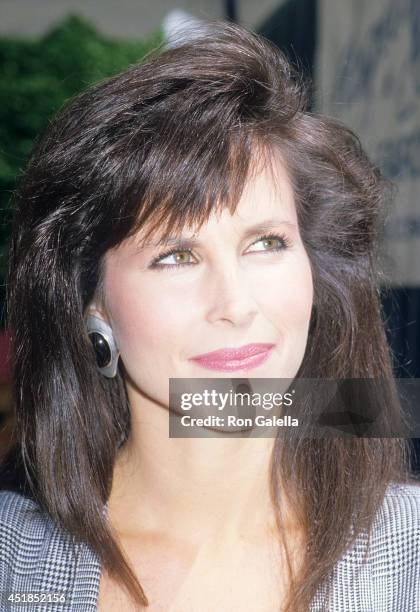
left=189, top=343, right=275, bottom=372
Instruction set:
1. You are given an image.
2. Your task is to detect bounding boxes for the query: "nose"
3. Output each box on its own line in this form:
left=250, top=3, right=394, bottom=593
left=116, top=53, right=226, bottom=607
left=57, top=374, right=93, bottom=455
left=205, top=261, right=258, bottom=327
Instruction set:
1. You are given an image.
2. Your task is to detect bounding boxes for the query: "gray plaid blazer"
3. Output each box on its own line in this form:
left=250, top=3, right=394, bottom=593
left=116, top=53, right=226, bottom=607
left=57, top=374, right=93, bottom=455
left=0, top=482, right=419, bottom=611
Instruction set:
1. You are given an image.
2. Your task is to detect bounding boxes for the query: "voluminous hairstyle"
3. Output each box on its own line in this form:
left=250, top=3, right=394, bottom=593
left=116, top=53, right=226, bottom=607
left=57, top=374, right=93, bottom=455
left=2, top=19, right=416, bottom=612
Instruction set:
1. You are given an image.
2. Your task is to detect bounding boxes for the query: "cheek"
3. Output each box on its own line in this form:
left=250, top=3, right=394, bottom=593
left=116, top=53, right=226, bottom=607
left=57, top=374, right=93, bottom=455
left=283, top=264, right=313, bottom=328
left=257, top=254, right=313, bottom=332
left=104, top=270, right=190, bottom=361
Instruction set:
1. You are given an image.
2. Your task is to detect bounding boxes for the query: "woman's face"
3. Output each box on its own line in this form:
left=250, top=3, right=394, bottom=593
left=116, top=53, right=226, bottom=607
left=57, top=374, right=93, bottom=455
left=95, top=158, right=313, bottom=406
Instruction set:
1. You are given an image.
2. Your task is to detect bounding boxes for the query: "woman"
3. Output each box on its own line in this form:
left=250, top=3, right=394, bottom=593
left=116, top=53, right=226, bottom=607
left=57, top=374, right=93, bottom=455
left=0, top=20, right=419, bottom=612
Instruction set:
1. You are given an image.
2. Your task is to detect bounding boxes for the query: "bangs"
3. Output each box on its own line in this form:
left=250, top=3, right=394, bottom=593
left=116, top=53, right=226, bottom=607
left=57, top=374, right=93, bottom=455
left=124, top=128, right=275, bottom=250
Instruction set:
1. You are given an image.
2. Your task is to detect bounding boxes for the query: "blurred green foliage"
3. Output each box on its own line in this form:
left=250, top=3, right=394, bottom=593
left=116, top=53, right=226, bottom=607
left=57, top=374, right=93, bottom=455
left=0, top=15, right=163, bottom=283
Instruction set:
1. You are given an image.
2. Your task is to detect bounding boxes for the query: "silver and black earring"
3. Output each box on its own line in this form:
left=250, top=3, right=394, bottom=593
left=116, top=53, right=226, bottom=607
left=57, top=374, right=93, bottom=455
left=86, top=314, right=120, bottom=378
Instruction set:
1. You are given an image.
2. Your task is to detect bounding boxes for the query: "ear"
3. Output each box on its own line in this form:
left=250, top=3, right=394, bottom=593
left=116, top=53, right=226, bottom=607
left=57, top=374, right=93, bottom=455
left=86, top=301, right=110, bottom=325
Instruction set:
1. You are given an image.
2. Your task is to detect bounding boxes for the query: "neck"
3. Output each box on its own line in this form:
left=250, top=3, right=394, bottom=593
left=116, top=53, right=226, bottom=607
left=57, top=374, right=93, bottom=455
left=107, top=381, right=294, bottom=548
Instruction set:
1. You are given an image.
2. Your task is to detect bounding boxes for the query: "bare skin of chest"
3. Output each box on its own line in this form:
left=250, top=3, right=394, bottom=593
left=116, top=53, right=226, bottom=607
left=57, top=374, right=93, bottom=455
left=96, top=530, right=297, bottom=612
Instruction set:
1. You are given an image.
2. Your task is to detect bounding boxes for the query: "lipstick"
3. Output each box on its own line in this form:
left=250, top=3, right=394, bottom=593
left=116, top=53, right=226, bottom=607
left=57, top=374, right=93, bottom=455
left=189, top=343, right=275, bottom=372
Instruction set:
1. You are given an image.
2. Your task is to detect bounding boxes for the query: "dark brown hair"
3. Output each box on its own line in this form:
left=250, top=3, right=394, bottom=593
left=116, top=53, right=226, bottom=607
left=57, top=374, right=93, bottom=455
left=3, top=19, right=417, bottom=612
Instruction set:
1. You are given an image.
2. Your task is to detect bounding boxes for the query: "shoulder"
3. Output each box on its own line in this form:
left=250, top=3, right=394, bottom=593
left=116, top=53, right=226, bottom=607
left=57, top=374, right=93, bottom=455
left=343, top=481, right=420, bottom=567
left=0, top=489, right=101, bottom=611
left=381, top=479, right=420, bottom=510
left=0, top=488, right=47, bottom=524
left=346, top=481, right=419, bottom=608
left=367, top=481, right=420, bottom=609
left=368, top=480, right=420, bottom=571
left=370, top=481, right=420, bottom=548
left=0, top=489, right=54, bottom=561
left=0, top=489, right=75, bottom=576
left=311, top=481, right=420, bottom=611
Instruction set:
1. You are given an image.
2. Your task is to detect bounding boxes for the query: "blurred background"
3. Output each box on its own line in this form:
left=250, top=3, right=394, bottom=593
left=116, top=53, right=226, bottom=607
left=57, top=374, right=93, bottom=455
left=0, top=0, right=419, bottom=471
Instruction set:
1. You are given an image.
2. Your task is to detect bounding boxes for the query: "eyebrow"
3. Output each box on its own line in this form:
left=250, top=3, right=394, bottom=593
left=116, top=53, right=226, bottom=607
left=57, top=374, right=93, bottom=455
left=140, top=218, right=297, bottom=250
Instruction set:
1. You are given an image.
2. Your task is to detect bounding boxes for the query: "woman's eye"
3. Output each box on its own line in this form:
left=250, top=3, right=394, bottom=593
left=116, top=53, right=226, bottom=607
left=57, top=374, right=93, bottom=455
left=158, top=251, right=192, bottom=266
left=150, top=250, right=194, bottom=269
left=248, top=235, right=286, bottom=253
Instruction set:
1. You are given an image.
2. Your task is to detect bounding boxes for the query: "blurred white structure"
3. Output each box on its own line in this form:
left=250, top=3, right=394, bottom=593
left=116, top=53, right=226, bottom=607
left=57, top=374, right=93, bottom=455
left=162, top=9, right=215, bottom=47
